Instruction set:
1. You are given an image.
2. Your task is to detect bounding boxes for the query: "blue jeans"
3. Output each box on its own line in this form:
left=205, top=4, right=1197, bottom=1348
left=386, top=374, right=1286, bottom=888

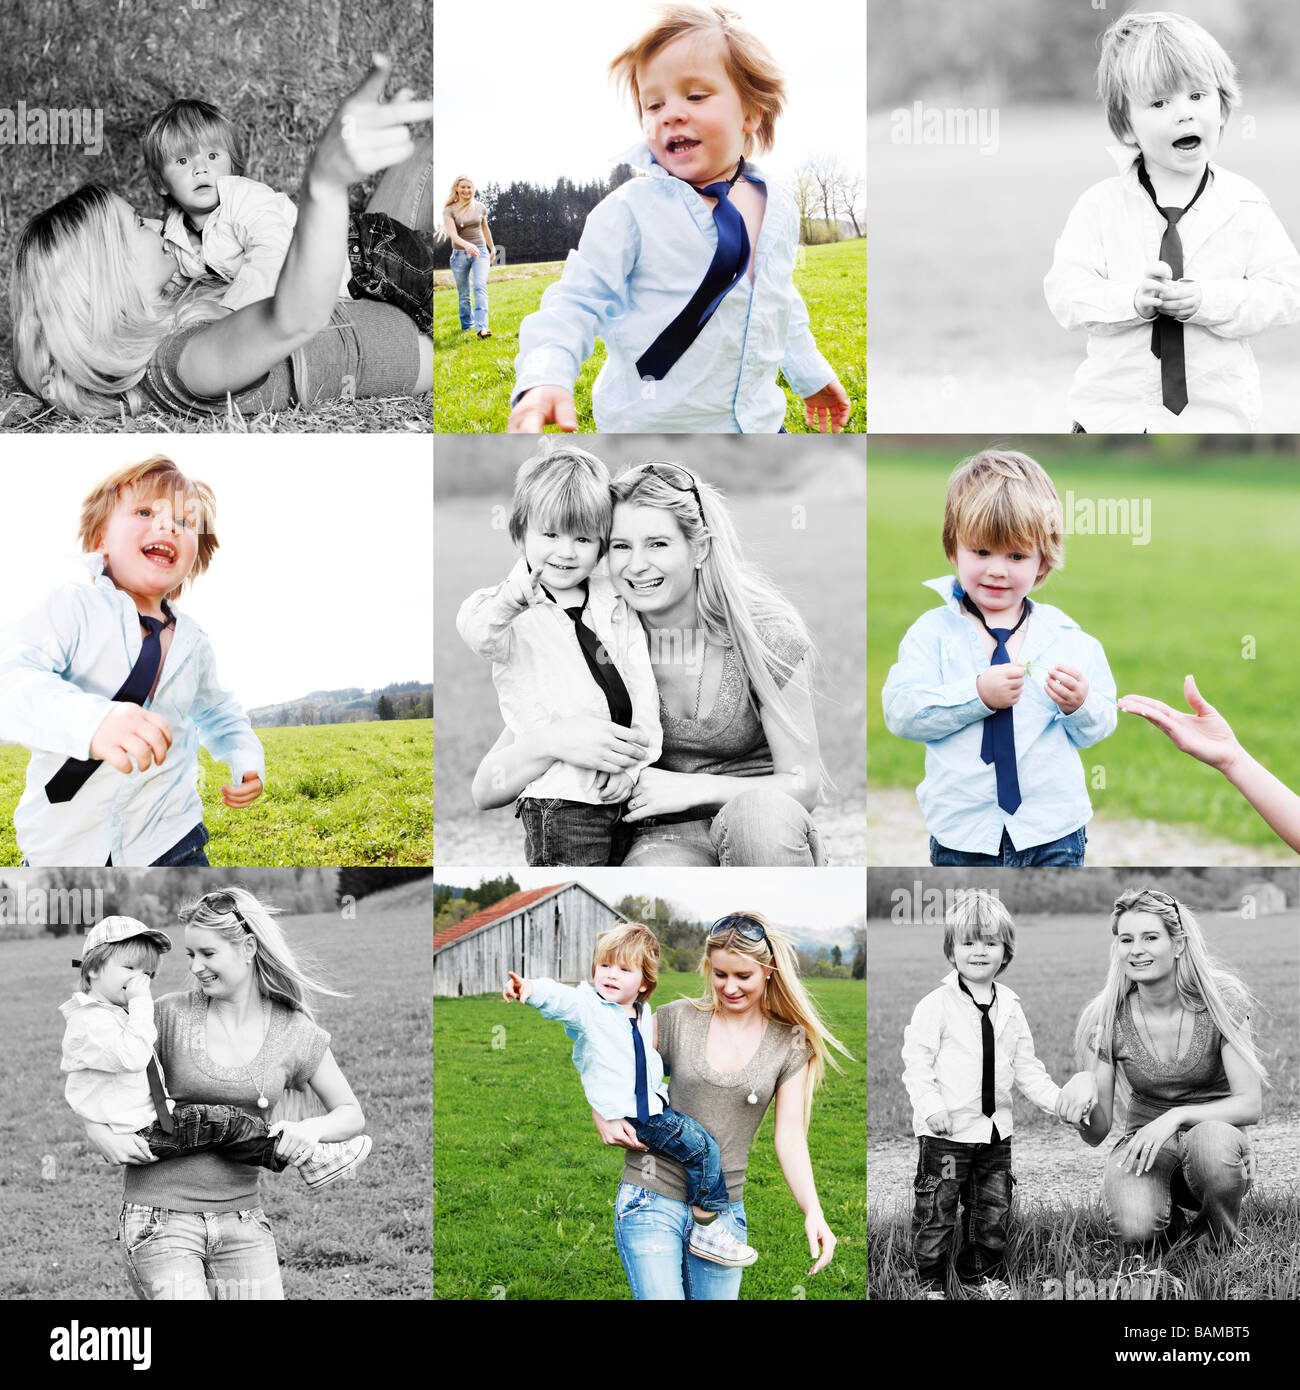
left=450, top=245, right=490, bottom=331
left=621, top=785, right=826, bottom=866
left=119, top=1203, right=284, bottom=1300
left=630, top=1108, right=729, bottom=1211
left=929, top=826, right=1086, bottom=867
left=517, top=798, right=623, bottom=866
left=140, top=1104, right=288, bottom=1171
left=912, top=1135, right=1013, bottom=1287
left=150, top=822, right=210, bottom=867
left=613, top=1183, right=747, bottom=1301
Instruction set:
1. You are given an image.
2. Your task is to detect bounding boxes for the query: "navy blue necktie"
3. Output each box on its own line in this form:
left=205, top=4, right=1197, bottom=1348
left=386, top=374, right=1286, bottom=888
left=46, top=611, right=168, bottom=804
left=636, top=170, right=750, bottom=382
left=963, top=594, right=1029, bottom=816
left=545, top=587, right=633, bottom=728
left=630, top=1003, right=649, bottom=1124
left=1136, top=157, right=1209, bottom=415
left=959, top=978, right=999, bottom=1142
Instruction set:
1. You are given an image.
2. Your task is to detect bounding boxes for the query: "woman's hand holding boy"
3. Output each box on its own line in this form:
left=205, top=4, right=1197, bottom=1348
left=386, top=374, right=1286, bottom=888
left=1055, top=1071, right=1098, bottom=1125
left=503, top=970, right=533, bottom=1004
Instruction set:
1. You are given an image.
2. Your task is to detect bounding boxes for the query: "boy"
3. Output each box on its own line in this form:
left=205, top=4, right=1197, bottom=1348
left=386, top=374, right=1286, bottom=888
left=1044, top=10, right=1300, bottom=431
left=60, top=915, right=370, bottom=1188
left=503, top=921, right=757, bottom=1267
left=508, top=4, right=850, bottom=434
left=882, top=450, right=1116, bottom=866
left=456, top=446, right=661, bottom=866
left=902, top=892, right=1092, bottom=1297
left=0, top=455, right=264, bottom=866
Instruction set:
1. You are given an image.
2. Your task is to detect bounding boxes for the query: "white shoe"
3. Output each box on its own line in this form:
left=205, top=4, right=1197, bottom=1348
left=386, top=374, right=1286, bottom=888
left=299, top=1135, right=373, bottom=1190
left=688, top=1214, right=758, bottom=1268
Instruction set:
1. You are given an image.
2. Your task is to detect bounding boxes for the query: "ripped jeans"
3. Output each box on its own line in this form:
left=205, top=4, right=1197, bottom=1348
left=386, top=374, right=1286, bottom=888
left=613, top=1182, right=747, bottom=1301
left=911, top=1135, right=1013, bottom=1287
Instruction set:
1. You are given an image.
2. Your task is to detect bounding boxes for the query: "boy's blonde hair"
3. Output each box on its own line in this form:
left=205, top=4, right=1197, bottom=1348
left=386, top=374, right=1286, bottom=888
left=79, top=455, right=219, bottom=600
left=593, top=921, right=660, bottom=1001
left=509, top=445, right=613, bottom=557
left=942, top=450, right=1064, bottom=584
left=1097, top=10, right=1241, bottom=143
left=943, top=890, right=1015, bottom=975
left=609, top=4, right=786, bottom=156
left=80, top=937, right=161, bottom=995
left=143, top=99, right=248, bottom=191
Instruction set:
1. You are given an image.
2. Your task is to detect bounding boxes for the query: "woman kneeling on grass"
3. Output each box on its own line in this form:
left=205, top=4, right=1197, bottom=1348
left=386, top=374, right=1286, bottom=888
left=1062, top=888, right=1264, bottom=1249
left=10, top=56, right=433, bottom=421
left=595, top=913, right=852, bottom=1300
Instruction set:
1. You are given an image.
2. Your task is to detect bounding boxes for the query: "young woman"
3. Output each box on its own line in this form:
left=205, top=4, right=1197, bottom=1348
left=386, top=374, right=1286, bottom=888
left=594, top=913, right=850, bottom=1299
left=471, top=461, right=828, bottom=866
left=441, top=175, right=495, bottom=337
left=11, top=55, right=433, bottom=420
left=1063, top=887, right=1265, bottom=1247
left=81, top=887, right=368, bottom=1300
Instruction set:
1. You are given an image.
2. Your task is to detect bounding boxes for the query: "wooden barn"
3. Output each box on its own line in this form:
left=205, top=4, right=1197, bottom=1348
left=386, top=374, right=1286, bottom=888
left=432, top=882, right=626, bottom=997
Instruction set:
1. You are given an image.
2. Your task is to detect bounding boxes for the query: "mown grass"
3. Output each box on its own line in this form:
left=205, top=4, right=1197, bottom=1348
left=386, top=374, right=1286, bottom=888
left=0, top=880, right=432, bottom=1300
left=433, top=239, right=865, bottom=432
left=433, top=971, right=865, bottom=1300
left=0, top=720, right=433, bottom=867
left=867, top=452, right=1300, bottom=845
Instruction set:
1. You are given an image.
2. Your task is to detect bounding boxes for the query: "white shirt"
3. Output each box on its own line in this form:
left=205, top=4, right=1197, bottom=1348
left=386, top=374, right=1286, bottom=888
left=902, top=970, right=1062, bottom=1141
left=59, top=992, right=172, bottom=1134
left=1044, top=152, right=1300, bottom=431
left=456, top=566, right=662, bottom=804
left=512, top=143, right=835, bottom=432
left=163, top=174, right=351, bottom=311
left=0, top=555, right=265, bottom=865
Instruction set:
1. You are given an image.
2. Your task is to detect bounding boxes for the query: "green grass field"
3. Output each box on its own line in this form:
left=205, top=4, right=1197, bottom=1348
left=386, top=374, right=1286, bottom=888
left=0, top=880, right=432, bottom=1299
left=433, top=971, right=865, bottom=1300
left=433, top=239, right=865, bottom=432
left=868, top=453, right=1300, bottom=846
left=0, top=720, right=432, bottom=867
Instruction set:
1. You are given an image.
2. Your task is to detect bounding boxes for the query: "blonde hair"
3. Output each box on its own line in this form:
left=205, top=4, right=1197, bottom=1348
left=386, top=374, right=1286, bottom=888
left=79, top=455, right=219, bottom=600
left=942, top=449, right=1064, bottom=584
left=1074, top=889, right=1267, bottom=1107
left=509, top=445, right=613, bottom=556
left=609, top=4, right=786, bottom=156
left=611, top=462, right=816, bottom=747
left=1097, top=10, right=1240, bottom=142
left=178, top=886, right=347, bottom=1023
left=443, top=175, right=477, bottom=208
left=942, top=889, right=1015, bottom=975
left=692, top=913, right=854, bottom=1129
left=142, top=99, right=247, bottom=190
left=10, top=184, right=226, bottom=418
left=592, top=921, right=661, bottom=1001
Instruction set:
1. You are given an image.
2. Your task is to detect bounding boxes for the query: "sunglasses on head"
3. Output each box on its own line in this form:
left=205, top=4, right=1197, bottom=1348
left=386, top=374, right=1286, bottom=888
left=627, top=462, right=706, bottom=528
left=199, top=890, right=253, bottom=935
left=710, top=914, right=769, bottom=948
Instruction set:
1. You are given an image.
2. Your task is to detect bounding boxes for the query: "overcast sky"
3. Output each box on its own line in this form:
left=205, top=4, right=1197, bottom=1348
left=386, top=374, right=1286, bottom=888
left=0, top=438, right=432, bottom=712
left=434, top=0, right=866, bottom=191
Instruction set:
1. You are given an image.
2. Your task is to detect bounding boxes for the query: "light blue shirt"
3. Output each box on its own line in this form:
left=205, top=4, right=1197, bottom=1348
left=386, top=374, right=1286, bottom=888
left=0, top=555, right=265, bottom=866
left=512, top=143, right=834, bottom=433
left=527, top=978, right=668, bottom=1122
left=882, top=575, right=1117, bottom=854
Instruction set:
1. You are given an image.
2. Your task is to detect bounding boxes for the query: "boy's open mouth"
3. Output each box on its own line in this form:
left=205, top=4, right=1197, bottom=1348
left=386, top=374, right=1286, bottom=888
left=141, top=542, right=177, bottom=566
left=1172, top=135, right=1201, bottom=150
left=666, top=137, right=700, bottom=155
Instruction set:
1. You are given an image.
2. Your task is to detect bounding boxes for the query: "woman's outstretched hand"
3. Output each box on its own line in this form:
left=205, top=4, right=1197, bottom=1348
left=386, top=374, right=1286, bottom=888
left=307, top=54, right=434, bottom=192
left=269, top=1119, right=325, bottom=1167
left=805, top=1210, right=837, bottom=1274
left=85, top=1123, right=157, bottom=1165
left=1118, top=675, right=1241, bottom=772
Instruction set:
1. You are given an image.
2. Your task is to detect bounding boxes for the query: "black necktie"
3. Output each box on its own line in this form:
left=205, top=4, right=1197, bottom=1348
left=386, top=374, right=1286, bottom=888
left=963, top=594, right=1030, bottom=815
left=1137, top=157, right=1210, bottom=415
left=959, top=978, right=999, bottom=1142
left=636, top=167, right=750, bottom=382
left=45, top=610, right=170, bottom=804
left=630, top=1003, right=649, bottom=1124
left=547, top=588, right=633, bottom=728
left=146, top=1052, right=174, bottom=1134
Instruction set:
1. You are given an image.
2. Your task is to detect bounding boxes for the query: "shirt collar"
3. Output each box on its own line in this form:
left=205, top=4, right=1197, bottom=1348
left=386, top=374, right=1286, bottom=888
left=77, top=552, right=182, bottom=623
left=923, top=574, right=964, bottom=611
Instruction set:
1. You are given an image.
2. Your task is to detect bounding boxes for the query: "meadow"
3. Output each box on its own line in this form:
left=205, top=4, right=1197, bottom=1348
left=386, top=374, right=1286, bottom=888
left=0, top=879, right=432, bottom=1300
left=867, top=452, right=1300, bottom=848
left=433, top=239, right=866, bottom=433
left=0, top=719, right=433, bottom=867
left=433, top=971, right=865, bottom=1300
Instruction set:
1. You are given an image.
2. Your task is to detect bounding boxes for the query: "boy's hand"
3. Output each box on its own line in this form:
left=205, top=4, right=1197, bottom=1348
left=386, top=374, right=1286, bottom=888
left=596, top=770, right=635, bottom=803
left=802, top=379, right=851, bottom=434
left=221, top=771, right=264, bottom=808
left=123, top=975, right=153, bottom=1003
left=508, top=386, right=578, bottom=434
left=1159, top=278, right=1202, bottom=321
left=500, top=557, right=550, bottom=613
left=1134, top=261, right=1172, bottom=319
left=927, top=1108, right=952, bottom=1136
left=1045, top=664, right=1088, bottom=715
left=1055, top=1071, right=1098, bottom=1124
left=503, top=970, right=532, bottom=1004
left=976, top=664, right=1024, bottom=710
left=90, top=704, right=173, bottom=774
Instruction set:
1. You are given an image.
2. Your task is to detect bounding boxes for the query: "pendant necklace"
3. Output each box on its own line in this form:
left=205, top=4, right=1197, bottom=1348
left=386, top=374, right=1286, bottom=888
left=1135, top=993, right=1186, bottom=1065
left=211, top=997, right=271, bottom=1108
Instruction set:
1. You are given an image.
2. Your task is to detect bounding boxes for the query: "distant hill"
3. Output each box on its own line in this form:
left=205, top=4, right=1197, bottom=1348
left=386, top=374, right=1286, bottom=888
left=248, top=681, right=432, bottom=728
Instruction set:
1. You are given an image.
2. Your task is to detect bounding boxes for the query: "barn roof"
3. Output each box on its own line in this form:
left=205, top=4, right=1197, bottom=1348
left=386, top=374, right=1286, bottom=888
left=432, top=885, right=565, bottom=952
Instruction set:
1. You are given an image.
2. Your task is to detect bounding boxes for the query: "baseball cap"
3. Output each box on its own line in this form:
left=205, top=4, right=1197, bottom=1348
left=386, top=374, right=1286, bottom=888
left=72, top=916, right=173, bottom=968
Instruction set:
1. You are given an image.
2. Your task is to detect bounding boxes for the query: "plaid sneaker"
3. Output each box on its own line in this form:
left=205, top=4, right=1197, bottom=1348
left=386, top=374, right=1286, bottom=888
left=688, top=1213, right=758, bottom=1268
left=299, top=1135, right=373, bottom=1190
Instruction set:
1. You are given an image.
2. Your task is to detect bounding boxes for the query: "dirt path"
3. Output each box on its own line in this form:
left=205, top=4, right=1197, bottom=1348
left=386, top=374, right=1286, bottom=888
left=867, top=788, right=1296, bottom=866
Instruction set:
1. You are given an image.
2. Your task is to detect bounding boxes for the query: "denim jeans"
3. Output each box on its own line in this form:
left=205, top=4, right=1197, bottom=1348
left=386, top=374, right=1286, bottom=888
left=621, top=785, right=826, bottom=866
left=613, top=1182, right=747, bottom=1301
left=517, top=797, right=623, bottom=866
left=1103, top=1121, right=1250, bottom=1247
left=348, top=212, right=433, bottom=335
left=140, top=1104, right=287, bottom=1171
left=450, top=243, right=491, bottom=331
left=911, top=1135, right=1013, bottom=1286
left=119, top=1203, right=284, bottom=1300
left=630, top=1108, right=729, bottom=1211
left=149, top=822, right=209, bottom=867
left=929, top=826, right=1086, bottom=867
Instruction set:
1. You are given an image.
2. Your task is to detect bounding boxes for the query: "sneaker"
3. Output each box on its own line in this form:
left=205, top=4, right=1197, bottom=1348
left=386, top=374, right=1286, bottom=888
left=298, top=1135, right=373, bottom=1190
left=688, top=1214, right=758, bottom=1268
